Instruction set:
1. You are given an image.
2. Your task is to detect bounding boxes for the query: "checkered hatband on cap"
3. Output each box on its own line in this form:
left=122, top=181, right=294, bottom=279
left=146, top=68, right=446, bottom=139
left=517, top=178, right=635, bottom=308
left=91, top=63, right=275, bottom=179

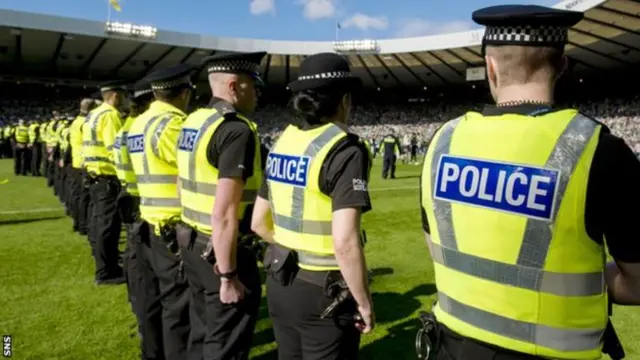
left=133, top=89, right=153, bottom=98
left=297, top=71, right=353, bottom=81
left=150, top=76, right=192, bottom=90
left=207, top=60, right=260, bottom=74
left=484, top=25, right=568, bottom=45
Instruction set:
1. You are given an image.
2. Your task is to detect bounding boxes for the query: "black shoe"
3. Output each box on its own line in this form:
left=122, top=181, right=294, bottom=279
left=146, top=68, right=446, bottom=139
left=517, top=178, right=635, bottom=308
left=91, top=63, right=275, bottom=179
left=95, top=276, right=126, bottom=285
left=78, top=230, right=88, bottom=236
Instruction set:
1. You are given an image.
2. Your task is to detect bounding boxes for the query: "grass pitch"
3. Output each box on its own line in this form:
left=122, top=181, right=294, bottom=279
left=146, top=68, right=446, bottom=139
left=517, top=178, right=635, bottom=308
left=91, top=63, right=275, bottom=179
left=0, top=158, right=638, bottom=359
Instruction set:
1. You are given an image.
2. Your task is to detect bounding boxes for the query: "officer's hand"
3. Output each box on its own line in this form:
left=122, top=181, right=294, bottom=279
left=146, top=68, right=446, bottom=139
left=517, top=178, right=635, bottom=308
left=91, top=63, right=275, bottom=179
left=58, top=160, right=64, bottom=167
left=219, top=278, right=246, bottom=304
left=356, top=305, right=375, bottom=334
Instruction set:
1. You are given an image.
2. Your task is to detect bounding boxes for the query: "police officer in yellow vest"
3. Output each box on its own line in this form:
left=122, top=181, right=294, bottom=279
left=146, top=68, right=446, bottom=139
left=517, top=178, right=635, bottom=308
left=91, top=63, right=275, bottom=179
left=28, top=118, right=42, bottom=176
left=3, top=125, right=14, bottom=158
left=84, top=80, right=128, bottom=285
left=113, top=79, right=154, bottom=347
left=419, top=5, right=640, bottom=360
left=13, top=119, right=30, bottom=176
left=54, top=118, right=70, bottom=204
left=251, top=53, right=375, bottom=359
left=129, top=64, right=195, bottom=360
left=67, top=98, right=97, bottom=235
left=45, top=117, right=59, bottom=186
left=175, top=52, right=265, bottom=360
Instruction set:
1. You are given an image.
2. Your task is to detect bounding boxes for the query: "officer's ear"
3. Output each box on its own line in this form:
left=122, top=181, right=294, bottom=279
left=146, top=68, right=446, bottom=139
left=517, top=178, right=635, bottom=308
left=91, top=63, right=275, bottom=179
left=485, top=55, right=498, bottom=88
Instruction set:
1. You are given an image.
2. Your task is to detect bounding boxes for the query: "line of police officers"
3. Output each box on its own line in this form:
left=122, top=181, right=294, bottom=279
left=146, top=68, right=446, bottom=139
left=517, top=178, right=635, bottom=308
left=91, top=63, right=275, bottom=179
left=31, top=3, right=640, bottom=360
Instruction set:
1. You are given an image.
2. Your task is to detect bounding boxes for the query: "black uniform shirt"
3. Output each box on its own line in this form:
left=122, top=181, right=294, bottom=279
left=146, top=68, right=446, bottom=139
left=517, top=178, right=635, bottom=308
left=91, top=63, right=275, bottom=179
left=258, top=122, right=372, bottom=214
left=206, top=99, right=258, bottom=182
left=421, top=104, right=640, bottom=263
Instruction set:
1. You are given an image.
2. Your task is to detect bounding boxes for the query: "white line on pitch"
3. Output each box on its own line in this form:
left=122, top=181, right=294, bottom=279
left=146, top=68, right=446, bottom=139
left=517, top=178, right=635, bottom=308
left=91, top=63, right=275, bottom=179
left=0, top=207, right=64, bottom=215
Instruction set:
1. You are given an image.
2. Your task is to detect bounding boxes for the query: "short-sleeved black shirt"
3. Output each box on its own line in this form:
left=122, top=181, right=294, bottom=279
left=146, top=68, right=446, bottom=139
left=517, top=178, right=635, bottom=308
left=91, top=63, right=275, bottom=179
left=205, top=99, right=257, bottom=182
left=421, top=104, right=640, bottom=263
left=258, top=122, right=372, bottom=213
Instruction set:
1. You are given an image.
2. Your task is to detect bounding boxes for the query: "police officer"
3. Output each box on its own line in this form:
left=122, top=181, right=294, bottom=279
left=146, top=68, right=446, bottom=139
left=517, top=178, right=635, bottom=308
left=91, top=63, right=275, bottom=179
left=128, top=64, right=194, bottom=360
left=381, top=131, right=400, bottom=179
left=175, top=52, right=266, bottom=360
left=56, top=117, right=71, bottom=207
left=419, top=5, right=640, bottom=360
left=29, top=118, right=42, bottom=176
left=113, top=79, right=154, bottom=346
left=67, top=99, right=97, bottom=234
left=251, top=53, right=375, bottom=359
left=13, top=119, right=29, bottom=175
left=84, top=80, right=128, bottom=285
left=45, top=115, right=60, bottom=187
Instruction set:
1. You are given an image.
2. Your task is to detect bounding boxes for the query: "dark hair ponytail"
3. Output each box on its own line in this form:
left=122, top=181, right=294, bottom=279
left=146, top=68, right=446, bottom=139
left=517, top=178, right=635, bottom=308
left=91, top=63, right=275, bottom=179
left=290, top=86, right=348, bottom=125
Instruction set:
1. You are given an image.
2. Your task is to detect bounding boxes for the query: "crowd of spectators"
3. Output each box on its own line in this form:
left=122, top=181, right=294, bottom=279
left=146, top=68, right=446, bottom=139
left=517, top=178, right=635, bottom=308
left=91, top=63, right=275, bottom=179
left=2, top=83, right=640, bottom=154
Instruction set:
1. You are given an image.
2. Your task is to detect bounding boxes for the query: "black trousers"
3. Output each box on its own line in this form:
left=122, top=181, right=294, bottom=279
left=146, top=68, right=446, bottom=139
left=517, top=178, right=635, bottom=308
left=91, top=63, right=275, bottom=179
left=31, top=143, right=42, bottom=176
left=435, top=324, right=542, bottom=360
left=267, top=275, right=361, bottom=360
left=140, top=225, right=191, bottom=360
left=177, top=225, right=261, bottom=360
left=382, top=155, right=396, bottom=179
left=88, top=176, right=123, bottom=280
left=70, top=169, right=90, bottom=234
left=47, top=157, right=55, bottom=188
left=13, top=146, right=28, bottom=175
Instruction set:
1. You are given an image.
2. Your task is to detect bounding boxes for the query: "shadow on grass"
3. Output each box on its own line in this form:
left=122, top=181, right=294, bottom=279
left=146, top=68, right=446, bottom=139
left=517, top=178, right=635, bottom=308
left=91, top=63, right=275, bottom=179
left=360, top=283, right=437, bottom=359
left=0, top=214, right=66, bottom=225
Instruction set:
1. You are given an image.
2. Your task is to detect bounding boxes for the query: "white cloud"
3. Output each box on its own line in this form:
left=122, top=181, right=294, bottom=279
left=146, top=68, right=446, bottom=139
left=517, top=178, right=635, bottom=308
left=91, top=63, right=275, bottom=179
left=298, top=0, right=336, bottom=20
left=396, top=19, right=474, bottom=38
left=250, top=0, right=275, bottom=15
left=340, top=13, right=388, bottom=31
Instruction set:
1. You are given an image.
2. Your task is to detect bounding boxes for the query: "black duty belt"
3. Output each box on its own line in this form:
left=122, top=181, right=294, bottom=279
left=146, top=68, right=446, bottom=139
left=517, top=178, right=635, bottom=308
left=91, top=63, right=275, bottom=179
left=296, top=268, right=330, bottom=287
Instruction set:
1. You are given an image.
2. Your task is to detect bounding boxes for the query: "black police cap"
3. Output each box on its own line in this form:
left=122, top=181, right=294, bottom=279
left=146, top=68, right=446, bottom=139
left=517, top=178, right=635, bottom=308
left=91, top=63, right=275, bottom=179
left=472, top=5, right=583, bottom=47
left=202, top=51, right=267, bottom=84
left=143, top=63, right=195, bottom=91
left=99, top=79, right=128, bottom=92
left=132, top=79, right=152, bottom=99
left=288, top=52, right=361, bottom=93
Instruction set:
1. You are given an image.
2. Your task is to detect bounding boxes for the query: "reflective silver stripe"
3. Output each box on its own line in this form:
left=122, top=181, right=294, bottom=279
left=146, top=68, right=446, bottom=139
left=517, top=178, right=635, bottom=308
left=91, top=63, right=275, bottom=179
left=182, top=206, right=210, bottom=225
left=151, top=115, right=173, bottom=160
left=429, top=114, right=605, bottom=349
left=187, top=111, right=222, bottom=182
left=297, top=251, right=340, bottom=267
left=438, top=291, right=604, bottom=352
left=140, top=197, right=181, bottom=207
left=273, top=214, right=332, bottom=236
left=137, top=174, right=177, bottom=184
left=270, top=124, right=344, bottom=268
left=88, top=109, right=111, bottom=144
left=180, top=177, right=257, bottom=201
left=84, top=156, right=113, bottom=164
left=127, top=183, right=138, bottom=191
left=429, top=241, right=604, bottom=296
left=117, top=163, right=134, bottom=172
left=83, top=141, right=105, bottom=147
left=140, top=114, right=168, bottom=183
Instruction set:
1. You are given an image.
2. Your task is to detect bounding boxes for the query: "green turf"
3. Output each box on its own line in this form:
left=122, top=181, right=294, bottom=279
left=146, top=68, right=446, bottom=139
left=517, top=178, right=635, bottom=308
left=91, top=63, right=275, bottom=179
left=0, top=158, right=638, bottom=359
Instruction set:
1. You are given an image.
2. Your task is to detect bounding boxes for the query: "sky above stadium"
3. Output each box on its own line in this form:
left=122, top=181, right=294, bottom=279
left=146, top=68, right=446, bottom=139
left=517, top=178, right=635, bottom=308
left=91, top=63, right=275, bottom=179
left=1, top=0, right=558, bottom=41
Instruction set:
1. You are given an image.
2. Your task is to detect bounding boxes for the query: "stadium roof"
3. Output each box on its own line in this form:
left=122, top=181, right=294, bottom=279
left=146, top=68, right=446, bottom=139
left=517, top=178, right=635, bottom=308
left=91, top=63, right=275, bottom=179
left=0, top=0, right=638, bottom=90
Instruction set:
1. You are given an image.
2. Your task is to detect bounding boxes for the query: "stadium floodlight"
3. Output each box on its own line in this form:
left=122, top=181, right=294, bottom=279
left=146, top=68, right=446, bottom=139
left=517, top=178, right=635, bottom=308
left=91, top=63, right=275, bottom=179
left=105, top=21, right=157, bottom=39
left=333, top=39, right=379, bottom=54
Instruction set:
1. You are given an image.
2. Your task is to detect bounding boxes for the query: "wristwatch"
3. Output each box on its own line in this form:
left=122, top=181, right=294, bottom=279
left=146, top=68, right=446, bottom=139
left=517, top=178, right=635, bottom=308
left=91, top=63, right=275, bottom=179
left=214, top=264, right=238, bottom=280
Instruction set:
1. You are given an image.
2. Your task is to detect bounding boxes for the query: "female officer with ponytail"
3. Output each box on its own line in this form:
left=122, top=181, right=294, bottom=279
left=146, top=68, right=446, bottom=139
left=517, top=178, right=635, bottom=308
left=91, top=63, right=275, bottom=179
left=251, top=52, right=375, bottom=359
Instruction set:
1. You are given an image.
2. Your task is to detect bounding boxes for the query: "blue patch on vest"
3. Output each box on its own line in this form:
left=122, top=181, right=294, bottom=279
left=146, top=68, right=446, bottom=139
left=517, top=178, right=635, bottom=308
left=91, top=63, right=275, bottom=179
left=266, top=153, right=310, bottom=187
left=113, top=136, right=121, bottom=150
left=127, top=134, right=145, bottom=154
left=178, top=128, right=199, bottom=152
left=434, top=155, right=560, bottom=221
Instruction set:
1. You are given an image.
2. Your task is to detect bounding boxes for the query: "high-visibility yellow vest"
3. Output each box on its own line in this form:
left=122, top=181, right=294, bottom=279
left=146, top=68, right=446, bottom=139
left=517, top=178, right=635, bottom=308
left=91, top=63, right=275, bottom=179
left=15, top=125, right=29, bottom=144
left=28, top=123, right=39, bottom=144
left=83, top=103, right=123, bottom=176
left=46, top=121, right=58, bottom=147
left=177, top=106, right=262, bottom=235
left=129, top=100, right=185, bottom=228
left=421, top=109, right=607, bottom=359
left=60, top=126, right=70, bottom=153
left=267, top=123, right=348, bottom=271
left=69, top=115, right=85, bottom=169
left=114, top=116, right=139, bottom=196
left=54, top=122, right=66, bottom=148
left=2, top=127, right=9, bottom=139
